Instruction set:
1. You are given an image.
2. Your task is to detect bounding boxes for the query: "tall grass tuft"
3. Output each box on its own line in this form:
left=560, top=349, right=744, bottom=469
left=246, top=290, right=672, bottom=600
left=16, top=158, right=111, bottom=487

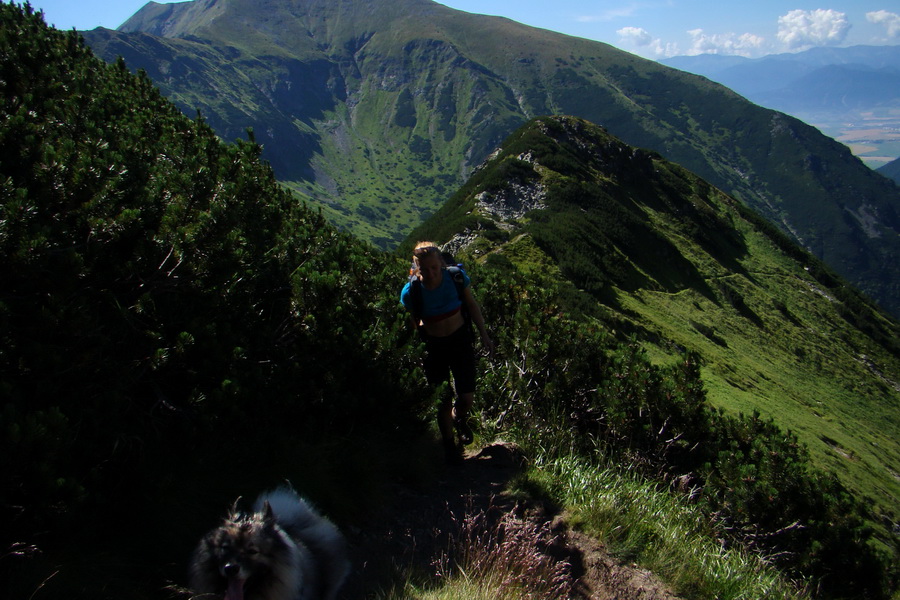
left=532, top=452, right=809, bottom=600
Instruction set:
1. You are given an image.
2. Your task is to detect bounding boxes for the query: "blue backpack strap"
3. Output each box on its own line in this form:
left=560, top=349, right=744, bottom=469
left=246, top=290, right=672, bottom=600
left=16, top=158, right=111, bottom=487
left=446, top=265, right=465, bottom=296
left=446, top=266, right=470, bottom=324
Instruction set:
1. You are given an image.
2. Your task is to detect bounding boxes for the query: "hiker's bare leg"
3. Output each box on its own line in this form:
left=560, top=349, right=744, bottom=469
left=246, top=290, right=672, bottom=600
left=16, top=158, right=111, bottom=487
left=439, top=399, right=464, bottom=464
left=453, top=392, right=473, bottom=421
left=438, top=399, right=455, bottom=444
left=453, top=392, right=474, bottom=445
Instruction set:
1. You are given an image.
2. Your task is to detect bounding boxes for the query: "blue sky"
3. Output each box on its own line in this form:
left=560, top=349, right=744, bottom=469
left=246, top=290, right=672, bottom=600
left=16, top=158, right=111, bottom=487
left=23, top=0, right=900, bottom=60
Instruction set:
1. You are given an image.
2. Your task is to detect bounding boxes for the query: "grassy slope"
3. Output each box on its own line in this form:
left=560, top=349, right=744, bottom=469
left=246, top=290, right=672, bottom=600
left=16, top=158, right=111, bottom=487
left=625, top=206, right=900, bottom=513
left=410, top=116, right=900, bottom=520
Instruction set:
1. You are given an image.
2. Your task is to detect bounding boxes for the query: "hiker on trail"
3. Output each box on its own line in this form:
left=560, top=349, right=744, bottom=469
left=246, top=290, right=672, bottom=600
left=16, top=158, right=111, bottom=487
left=400, top=242, right=494, bottom=464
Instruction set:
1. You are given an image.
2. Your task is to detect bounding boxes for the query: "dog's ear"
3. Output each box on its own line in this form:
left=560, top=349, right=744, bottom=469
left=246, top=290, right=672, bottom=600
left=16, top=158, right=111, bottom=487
left=227, top=496, right=244, bottom=519
left=262, top=500, right=277, bottom=525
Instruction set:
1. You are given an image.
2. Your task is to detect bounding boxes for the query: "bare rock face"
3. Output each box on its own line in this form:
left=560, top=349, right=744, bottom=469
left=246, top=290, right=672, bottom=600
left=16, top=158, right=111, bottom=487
left=475, top=181, right=547, bottom=224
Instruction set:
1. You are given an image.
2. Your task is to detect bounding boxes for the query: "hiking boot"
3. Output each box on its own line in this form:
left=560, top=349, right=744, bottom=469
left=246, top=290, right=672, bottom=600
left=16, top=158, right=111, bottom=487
left=454, top=415, right=474, bottom=446
left=444, top=439, right=464, bottom=465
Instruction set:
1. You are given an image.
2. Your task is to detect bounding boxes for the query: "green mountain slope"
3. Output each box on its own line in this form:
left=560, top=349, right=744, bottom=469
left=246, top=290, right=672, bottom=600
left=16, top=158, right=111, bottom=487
left=406, top=115, right=900, bottom=527
left=81, top=0, right=900, bottom=318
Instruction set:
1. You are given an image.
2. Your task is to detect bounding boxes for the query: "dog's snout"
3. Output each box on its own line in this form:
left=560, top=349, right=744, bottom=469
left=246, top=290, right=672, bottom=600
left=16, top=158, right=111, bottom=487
left=223, top=563, right=241, bottom=577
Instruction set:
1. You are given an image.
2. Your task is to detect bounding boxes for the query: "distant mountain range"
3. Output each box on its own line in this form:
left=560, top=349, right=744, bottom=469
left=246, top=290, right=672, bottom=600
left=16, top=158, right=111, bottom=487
left=662, top=46, right=900, bottom=168
left=662, top=45, right=900, bottom=103
left=80, top=0, right=900, bottom=317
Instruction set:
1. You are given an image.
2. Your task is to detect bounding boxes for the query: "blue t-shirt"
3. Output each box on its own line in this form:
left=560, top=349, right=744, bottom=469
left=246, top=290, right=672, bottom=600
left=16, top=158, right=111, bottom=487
left=400, top=268, right=470, bottom=319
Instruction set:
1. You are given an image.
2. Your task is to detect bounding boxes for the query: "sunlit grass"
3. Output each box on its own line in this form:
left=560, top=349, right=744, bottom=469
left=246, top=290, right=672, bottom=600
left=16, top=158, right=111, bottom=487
left=526, top=452, right=808, bottom=600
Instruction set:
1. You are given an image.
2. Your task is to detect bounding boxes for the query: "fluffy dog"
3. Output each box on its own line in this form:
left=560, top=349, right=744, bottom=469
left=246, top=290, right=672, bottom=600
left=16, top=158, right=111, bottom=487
left=189, top=486, right=349, bottom=600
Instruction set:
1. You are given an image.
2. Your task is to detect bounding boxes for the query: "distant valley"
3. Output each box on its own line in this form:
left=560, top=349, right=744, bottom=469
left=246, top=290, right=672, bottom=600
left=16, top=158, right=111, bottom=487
left=662, top=45, right=900, bottom=169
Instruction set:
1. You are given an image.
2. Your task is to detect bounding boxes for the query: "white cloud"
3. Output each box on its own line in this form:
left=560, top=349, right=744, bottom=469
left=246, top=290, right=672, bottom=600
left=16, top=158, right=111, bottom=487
left=617, top=26, right=654, bottom=46
left=777, top=9, right=851, bottom=49
left=867, top=10, right=900, bottom=38
left=616, top=26, right=680, bottom=57
left=686, top=29, right=765, bottom=57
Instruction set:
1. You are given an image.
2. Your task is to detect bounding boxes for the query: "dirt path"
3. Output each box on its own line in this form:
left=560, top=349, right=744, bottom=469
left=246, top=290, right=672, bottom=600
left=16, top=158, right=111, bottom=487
left=342, top=441, right=682, bottom=599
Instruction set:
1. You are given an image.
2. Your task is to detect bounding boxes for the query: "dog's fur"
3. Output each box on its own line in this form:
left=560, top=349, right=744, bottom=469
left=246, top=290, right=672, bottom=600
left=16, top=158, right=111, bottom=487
left=189, top=486, right=349, bottom=600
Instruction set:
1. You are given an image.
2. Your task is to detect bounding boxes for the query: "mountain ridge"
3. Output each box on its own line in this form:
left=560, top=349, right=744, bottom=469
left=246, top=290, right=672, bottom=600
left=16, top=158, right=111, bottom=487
left=82, top=0, right=900, bottom=318
left=406, top=114, right=899, bottom=595
left=406, top=115, right=900, bottom=524
left=662, top=45, right=900, bottom=109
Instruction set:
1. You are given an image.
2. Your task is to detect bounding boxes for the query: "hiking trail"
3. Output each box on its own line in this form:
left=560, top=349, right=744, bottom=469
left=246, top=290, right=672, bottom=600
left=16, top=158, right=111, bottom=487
left=342, top=441, right=682, bottom=599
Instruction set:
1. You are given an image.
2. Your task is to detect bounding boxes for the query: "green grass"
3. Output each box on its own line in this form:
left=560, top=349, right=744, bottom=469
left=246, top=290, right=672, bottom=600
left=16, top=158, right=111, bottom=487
left=277, top=79, right=496, bottom=248
left=523, top=452, right=808, bottom=600
left=614, top=227, right=900, bottom=516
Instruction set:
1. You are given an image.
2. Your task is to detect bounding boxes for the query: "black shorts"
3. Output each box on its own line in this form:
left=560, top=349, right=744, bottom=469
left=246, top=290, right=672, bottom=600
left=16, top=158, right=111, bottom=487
left=423, top=324, right=476, bottom=395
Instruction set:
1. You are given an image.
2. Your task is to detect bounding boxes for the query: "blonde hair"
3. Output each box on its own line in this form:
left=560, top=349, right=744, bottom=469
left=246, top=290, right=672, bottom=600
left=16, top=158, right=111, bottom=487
left=411, top=241, right=445, bottom=275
